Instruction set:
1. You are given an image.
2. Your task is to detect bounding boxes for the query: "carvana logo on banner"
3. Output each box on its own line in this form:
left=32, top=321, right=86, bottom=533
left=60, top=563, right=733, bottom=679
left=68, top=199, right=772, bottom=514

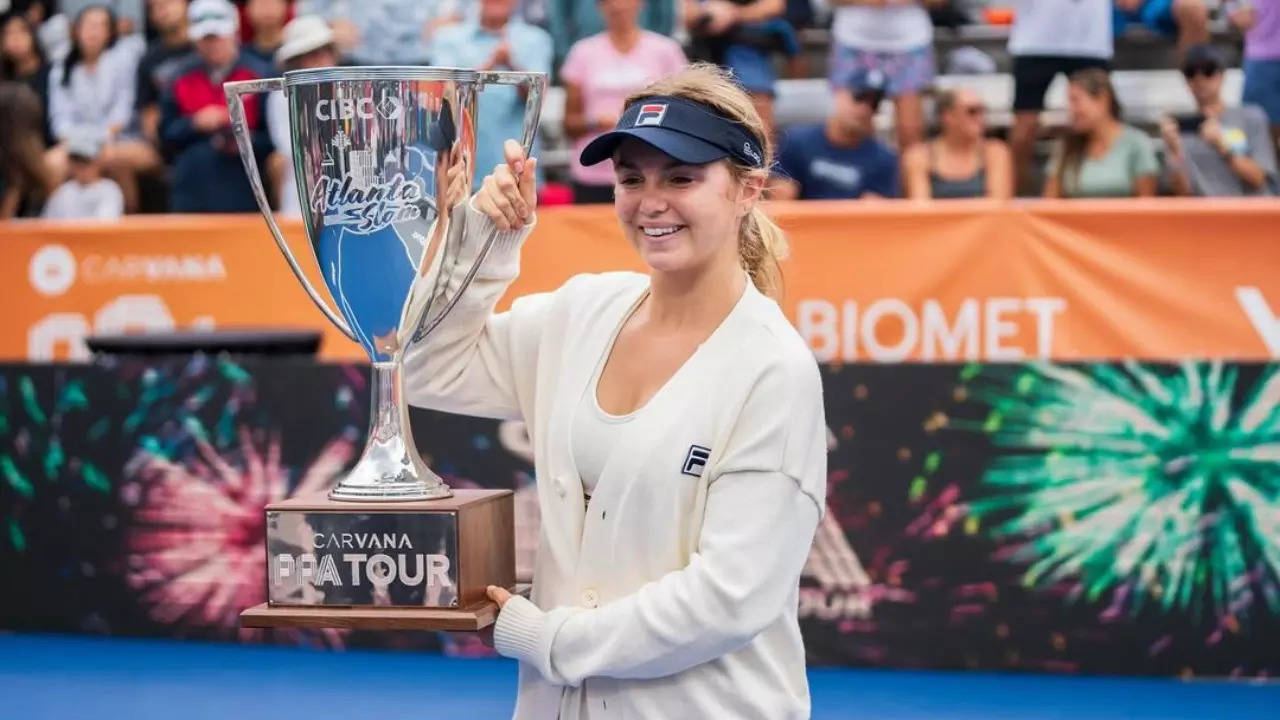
left=29, top=245, right=76, bottom=297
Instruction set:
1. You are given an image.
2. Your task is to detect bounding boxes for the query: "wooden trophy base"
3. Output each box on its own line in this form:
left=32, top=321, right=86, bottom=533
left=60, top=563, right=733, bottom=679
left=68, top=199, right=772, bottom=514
left=240, top=593, right=523, bottom=631
left=241, top=488, right=514, bottom=631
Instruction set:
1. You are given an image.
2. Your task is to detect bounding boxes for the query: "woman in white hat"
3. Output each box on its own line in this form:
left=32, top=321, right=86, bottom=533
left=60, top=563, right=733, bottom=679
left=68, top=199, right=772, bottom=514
left=266, top=15, right=337, bottom=216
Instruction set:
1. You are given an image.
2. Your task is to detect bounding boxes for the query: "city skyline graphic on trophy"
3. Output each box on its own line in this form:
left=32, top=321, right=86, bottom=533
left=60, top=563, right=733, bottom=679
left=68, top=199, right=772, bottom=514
left=310, top=137, right=438, bottom=357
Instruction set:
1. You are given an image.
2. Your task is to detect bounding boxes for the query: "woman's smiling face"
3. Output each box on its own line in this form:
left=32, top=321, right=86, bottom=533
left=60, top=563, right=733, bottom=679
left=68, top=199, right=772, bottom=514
left=611, top=138, right=751, bottom=278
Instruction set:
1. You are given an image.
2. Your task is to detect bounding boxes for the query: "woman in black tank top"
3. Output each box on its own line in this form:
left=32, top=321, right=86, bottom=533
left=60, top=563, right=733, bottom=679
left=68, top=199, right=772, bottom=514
left=902, top=87, right=1012, bottom=199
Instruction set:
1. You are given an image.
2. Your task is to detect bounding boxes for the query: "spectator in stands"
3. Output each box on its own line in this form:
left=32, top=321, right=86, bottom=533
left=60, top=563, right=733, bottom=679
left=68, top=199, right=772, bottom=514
left=560, top=0, right=687, bottom=203
left=901, top=87, right=1011, bottom=199
left=48, top=5, right=143, bottom=202
left=545, top=0, right=675, bottom=67
left=1114, top=0, right=1208, bottom=55
left=1044, top=68, right=1158, bottom=198
left=547, top=0, right=675, bottom=68
left=57, top=1, right=146, bottom=69
left=772, top=67, right=899, bottom=200
left=267, top=16, right=336, bottom=216
left=243, top=0, right=289, bottom=68
left=299, top=0, right=461, bottom=65
left=1, top=13, right=54, bottom=145
left=1008, top=0, right=1113, bottom=195
left=48, top=5, right=132, bottom=147
left=133, top=0, right=191, bottom=144
left=161, top=0, right=269, bottom=212
left=41, top=129, right=125, bottom=219
left=105, top=0, right=191, bottom=212
left=432, top=0, right=553, bottom=189
left=683, top=0, right=798, bottom=139
left=1229, top=0, right=1280, bottom=149
left=0, top=81, right=54, bottom=218
left=1162, top=44, right=1277, bottom=196
left=826, top=0, right=946, bottom=149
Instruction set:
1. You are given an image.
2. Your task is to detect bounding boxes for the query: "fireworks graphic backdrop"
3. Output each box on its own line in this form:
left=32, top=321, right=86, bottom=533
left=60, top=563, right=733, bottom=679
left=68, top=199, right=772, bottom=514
left=117, top=355, right=360, bottom=645
left=3, top=359, right=1276, bottom=675
left=806, top=362, right=1278, bottom=676
left=0, top=363, right=123, bottom=636
left=0, top=357, right=365, bottom=645
left=0, top=370, right=100, bottom=555
left=958, top=362, right=1280, bottom=626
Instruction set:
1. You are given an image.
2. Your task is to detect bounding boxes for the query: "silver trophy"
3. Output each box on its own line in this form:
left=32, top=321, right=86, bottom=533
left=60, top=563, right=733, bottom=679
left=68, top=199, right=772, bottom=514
left=225, top=67, right=545, bottom=502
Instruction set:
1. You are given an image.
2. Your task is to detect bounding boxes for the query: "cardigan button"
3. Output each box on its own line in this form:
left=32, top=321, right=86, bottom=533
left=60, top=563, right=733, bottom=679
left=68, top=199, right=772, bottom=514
left=553, top=477, right=567, bottom=498
left=580, top=589, right=599, bottom=608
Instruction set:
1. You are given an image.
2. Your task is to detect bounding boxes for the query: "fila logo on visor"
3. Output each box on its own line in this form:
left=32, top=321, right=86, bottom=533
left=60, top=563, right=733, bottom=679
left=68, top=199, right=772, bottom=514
left=682, top=445, right=711, bottom=477
left=635, top=104, right=668, bottom=127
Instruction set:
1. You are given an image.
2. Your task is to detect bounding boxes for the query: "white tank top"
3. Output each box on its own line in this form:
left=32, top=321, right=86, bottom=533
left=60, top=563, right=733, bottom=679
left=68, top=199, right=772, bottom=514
left=832, top=5, right=933, bottom=53
left=1008, top=0, right=1114, bottom=59
left=573, top=366, right=637, bottom=499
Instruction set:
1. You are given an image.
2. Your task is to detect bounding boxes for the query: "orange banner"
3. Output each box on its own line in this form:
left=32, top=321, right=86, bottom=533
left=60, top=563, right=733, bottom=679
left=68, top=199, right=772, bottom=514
left=2, top=198, right=1278, bottom=362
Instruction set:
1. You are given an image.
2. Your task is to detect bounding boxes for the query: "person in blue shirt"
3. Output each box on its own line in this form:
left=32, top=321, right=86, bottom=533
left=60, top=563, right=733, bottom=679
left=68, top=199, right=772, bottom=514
left=771, top=67, right=900, bottom=200
left=431, top=0, right=552, bottom=189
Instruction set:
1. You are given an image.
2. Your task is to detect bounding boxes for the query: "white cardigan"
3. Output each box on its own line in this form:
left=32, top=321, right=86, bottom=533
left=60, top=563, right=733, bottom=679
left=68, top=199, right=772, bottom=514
left=404, top=203, right=827, bottom=719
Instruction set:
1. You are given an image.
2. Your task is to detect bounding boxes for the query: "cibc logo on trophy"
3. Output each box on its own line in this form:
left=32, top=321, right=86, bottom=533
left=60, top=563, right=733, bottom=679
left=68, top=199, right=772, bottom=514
left=224, top=67, right=545, bottom=630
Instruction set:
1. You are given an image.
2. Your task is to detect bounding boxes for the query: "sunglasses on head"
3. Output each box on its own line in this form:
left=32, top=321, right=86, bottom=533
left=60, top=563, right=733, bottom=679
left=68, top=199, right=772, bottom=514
left=1183, top=64, right=1221, bottom=79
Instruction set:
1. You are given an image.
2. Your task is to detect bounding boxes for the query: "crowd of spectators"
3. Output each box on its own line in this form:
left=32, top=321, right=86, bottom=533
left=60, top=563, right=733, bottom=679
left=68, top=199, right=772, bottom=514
left=1, top=0, right=1276, bottom=220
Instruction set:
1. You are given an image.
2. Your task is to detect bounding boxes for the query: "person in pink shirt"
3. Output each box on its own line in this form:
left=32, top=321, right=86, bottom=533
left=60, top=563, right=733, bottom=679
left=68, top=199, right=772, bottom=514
left=560, top=0, right=687, bottom=203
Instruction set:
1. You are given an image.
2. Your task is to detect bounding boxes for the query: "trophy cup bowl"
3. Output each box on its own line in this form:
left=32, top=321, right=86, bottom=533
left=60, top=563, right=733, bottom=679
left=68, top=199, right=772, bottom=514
left=225, top=67, right=544, bottom=629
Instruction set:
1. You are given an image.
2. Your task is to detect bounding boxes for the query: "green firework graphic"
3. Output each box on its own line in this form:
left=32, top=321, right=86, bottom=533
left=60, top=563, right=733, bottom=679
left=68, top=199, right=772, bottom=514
left=958, top=361, right=1280, bottom=621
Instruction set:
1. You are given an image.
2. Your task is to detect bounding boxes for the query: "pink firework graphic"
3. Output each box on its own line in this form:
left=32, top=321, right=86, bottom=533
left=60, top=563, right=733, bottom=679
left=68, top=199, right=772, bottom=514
left=121, top=426, right=356, bottom=646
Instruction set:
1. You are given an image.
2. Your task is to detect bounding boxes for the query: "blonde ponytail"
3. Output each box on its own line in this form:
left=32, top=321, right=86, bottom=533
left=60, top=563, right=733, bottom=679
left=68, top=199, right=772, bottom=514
left=626, top=63, right=788, bottom=299
left=739, top=205, right=788, bottom=299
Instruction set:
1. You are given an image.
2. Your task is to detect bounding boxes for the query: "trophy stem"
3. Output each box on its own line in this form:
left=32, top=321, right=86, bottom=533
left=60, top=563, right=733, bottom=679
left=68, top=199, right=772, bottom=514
left=328, top=362, right=453, bottom=502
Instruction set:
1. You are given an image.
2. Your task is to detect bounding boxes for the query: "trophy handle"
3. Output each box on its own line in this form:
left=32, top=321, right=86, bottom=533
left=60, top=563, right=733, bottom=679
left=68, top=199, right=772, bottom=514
left=223, top=77, right=357, bottom=342
left=409, top=71, right=547, bottom=343
left=476, top=70, right=547, bottom=159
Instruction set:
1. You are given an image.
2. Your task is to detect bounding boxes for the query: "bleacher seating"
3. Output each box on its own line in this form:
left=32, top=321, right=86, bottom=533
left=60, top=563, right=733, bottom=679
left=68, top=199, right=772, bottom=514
left=797, top=24, right=1244, bottom=77
left=774, top=68, right=1245, bottom=134
left=533, top=14, right=1248, bottom=178
left=535, top=70, right=1244, bottom=176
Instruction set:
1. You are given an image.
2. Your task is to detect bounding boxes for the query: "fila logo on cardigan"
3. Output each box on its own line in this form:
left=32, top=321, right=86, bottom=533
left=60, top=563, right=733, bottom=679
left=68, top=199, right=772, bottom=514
left=682, top=445, right=711, bottom=477
left=635, top=104, right=668, bottom=127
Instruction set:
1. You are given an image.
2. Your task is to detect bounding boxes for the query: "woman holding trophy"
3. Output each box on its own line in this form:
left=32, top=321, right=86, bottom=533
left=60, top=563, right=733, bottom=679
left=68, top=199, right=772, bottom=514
left=404, top=63, right=825, bottom=719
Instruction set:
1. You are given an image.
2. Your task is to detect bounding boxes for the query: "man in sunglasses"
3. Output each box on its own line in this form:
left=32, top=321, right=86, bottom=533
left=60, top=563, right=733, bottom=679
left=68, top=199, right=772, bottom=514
left=1161, top=44, right=1277, bottom=196
left=771, top=67, right=899, bottom=200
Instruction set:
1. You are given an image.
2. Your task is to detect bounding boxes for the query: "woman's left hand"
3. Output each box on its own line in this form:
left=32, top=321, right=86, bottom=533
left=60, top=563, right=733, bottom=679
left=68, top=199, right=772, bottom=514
left=487, top=585, right=512, bottom=608
left=473, top=139, right=536, bottom=230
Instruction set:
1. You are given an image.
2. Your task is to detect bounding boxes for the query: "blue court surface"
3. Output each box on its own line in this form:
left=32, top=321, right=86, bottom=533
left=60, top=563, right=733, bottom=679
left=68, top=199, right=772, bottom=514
left=3, top=633, right=1276, bottom=719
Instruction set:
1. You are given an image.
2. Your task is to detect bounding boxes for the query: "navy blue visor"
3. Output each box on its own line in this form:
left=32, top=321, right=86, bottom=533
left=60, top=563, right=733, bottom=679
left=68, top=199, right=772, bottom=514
left=579, top=96, right=765, bottom=169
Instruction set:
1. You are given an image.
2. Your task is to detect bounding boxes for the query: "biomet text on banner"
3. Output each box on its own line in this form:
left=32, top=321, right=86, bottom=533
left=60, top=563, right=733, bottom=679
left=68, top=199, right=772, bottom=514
left=3, top=200, right=1278, bottom=363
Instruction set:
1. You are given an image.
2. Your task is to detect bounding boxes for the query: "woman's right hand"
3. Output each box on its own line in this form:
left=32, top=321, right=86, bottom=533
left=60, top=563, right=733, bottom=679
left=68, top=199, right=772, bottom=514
left=474, top=139, right=537, bottom=231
